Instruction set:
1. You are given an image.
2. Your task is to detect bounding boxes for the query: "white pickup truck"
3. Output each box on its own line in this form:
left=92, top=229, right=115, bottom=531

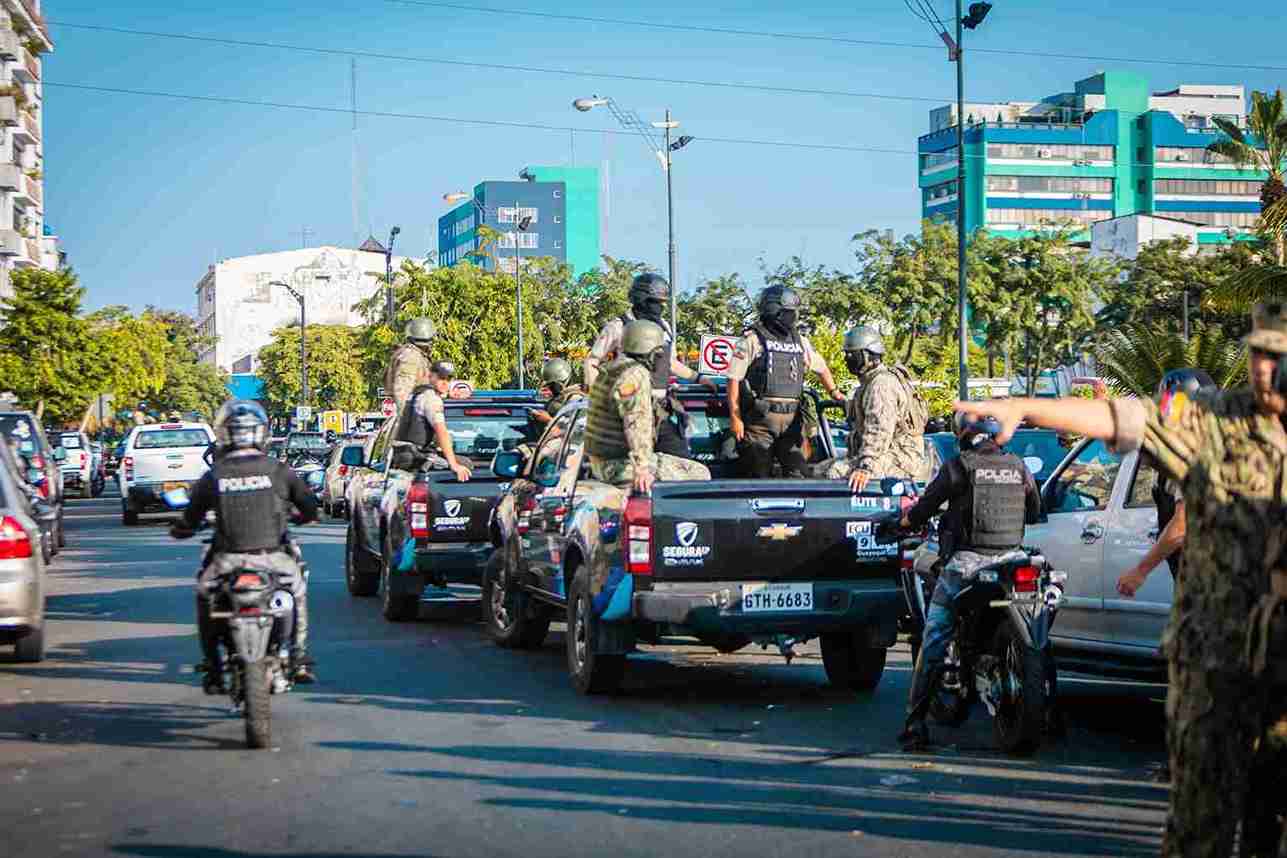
left=914, top=436, right=1171, bottom=678
left=117, top=422, right=214, bottom=526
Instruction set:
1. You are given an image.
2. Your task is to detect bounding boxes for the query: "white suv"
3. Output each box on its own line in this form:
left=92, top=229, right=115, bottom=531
left=117, top=422, right=214, bottom=526
left=56, top=430, right=95, bottom=499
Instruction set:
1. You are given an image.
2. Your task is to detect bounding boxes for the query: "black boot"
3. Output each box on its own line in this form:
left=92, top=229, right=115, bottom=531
left=899, top=658, right=943, bottom=751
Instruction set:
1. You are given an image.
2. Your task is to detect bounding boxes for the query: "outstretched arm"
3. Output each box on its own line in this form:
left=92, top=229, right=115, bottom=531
left=955, top=397, right=1118, bottom=445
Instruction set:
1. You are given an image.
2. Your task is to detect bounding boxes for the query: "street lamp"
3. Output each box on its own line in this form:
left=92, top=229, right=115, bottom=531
left=573, top=95, right=693, bottom=336
left=385, top=225, right=401, bottom=325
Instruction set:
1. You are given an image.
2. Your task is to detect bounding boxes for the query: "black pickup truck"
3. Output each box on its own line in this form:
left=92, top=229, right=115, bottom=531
left=344, top=391, right=544, bottom=621
left=484, top=386, right=911, bottom=694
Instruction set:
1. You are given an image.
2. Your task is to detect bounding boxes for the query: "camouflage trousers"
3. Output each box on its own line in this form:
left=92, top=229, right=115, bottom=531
left=590, top=453, right=711, bottom=488
left=1240, top=594, right=1287, bottom=858
left=822, top=457, right=917, bottom=483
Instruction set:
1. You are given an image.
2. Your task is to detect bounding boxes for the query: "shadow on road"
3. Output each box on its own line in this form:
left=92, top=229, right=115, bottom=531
left=114, top=848, right=436, bottom=858
left=0, top=700, right=245, bottom=751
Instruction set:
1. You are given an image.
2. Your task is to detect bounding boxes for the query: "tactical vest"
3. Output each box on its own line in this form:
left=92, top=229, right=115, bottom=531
left=960, top=448, right=1028, bottom=554
left=393, top=384, right=438, bottom=452
left=585, top=360, right=638, bottom=459
left=212, top=454, right=286, bottom=553
left=385, top=343, right=430, bottom=397
left=618, top=313, right=673, bottom=393
left=745, top=324, right=805, bottom=401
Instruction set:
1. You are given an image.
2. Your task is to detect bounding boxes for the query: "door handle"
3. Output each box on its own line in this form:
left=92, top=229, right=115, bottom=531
left=1081, top=522, right=1105, bottom=543
left=1147, top=528, right=1160, bottom=540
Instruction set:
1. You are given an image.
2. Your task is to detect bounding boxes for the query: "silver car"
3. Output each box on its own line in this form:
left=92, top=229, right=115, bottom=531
left=0, top=437, right=47, bottom=662
left=322, top=442, right=365, bottom=519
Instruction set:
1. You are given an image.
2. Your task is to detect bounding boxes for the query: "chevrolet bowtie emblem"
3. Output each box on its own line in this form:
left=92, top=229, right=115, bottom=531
left=757, top=522, right=802, bottom=541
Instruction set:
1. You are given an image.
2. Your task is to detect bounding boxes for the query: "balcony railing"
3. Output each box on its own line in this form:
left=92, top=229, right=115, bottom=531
left=25, top=236, right=39, bottom=261
left=22, top=48, right=39, bottom=81
left=18, top=108, right=39, bottom=143
left=23, top=172, right=41, bottom=207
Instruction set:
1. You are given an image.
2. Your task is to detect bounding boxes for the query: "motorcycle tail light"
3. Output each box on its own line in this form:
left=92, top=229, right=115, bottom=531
left=237, top=606, right=262, bottom=616
left=233, top=572, right=267, bottom=590
left=1013, top=565, right=1039, bottom=593
left=408, top=482, right=430, bottom=540
left=622, top=495, right=653, bottom=576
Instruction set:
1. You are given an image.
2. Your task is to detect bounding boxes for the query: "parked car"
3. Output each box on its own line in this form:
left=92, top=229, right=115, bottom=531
left=267, top=437, right=286, bottom=461
left=912, top=435, right=1168, bottom=678
left=54, top=429, right=99, bottom=499
left=322, top=442, right=365, bottom=519
left=345, top=394, right=542, bottom=621
left=284, top=432, right=330, bottom=460
left=0, top=437, right=48, bottom=662
left=484, top=388, right=908, bottom=695
left=0, top=411, right=65, bottom=552
left=0, top=438, right=56, bottom=564
left=117, top=421, right=215, bottom=526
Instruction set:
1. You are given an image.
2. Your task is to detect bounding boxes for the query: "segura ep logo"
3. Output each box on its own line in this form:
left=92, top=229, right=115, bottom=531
left=435, top=498, right=470, bottom=529
left=663, top=521, right=711, bottom=566
left=444, top=499, right=462, bottom=517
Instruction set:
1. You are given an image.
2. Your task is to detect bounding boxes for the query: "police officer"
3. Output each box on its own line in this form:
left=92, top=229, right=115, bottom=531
left=385, top=317, right=437, bottom=409
left=725, top=286, right=842, bottom=478
left=390, top=360, right=472, bottom=482
left=586, top=320, right=711, bottom=494
left=893, top=412, right=1042, bottom=749
left=585, top=273, right=714, bottom=457
left=958, top=302, right=1287, bottom=856
left=529, top=358, right=585, bottom=427
left=171, top=400, right=320, bottom=688
left=1116, top=369, right=1215, bottom=600
left=827, top=326, right=928, bottom=492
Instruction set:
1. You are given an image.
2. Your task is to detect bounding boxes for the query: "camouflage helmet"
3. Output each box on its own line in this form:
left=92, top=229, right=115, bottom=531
left=404, top=317, right=437, bottom=345
left=843, top=325, right=886, bottom=356
left=541, top=358, right=573, bottom=386
left=621, top=319, right=667, bottom=358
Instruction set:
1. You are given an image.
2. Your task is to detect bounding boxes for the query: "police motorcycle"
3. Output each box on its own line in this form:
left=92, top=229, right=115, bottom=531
left=165, top=485, right=306, bottom=750
left=877, top=518, right=1068, bottom=754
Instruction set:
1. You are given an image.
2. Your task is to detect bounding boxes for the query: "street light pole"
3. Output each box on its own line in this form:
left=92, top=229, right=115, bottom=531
left=664, top=109, right=678, bottom=336
left=954, top=0, right=969, bottom=402
left=515, top=204, right=524, bottom=389
left=385, top=225, right=401, bottom=325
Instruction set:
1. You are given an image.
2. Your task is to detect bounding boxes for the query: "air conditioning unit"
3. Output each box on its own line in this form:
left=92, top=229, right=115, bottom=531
left=1174, top=153, right=1189, bottom=162
left=1038, top=149, right=1053, bottom=159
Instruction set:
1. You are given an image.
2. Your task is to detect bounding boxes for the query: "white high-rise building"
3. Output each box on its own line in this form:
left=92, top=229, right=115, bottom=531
left=0, top=0, right=54, bottom=302
left=194, top=244, right=408, bottom=373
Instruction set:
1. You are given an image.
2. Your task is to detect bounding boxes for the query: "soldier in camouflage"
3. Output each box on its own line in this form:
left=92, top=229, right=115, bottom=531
left=384, top=317, right=436, bottom=409
left=825, top=326, right=928, bottom=492
left=957, top=301, right=1287, bottom=858
left=529, top=358, right=586, bottom=428
left=585, top=319, right=711, bottom=494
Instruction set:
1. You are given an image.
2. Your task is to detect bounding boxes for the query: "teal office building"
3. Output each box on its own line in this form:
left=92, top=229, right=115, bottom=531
left=919, top=71, right=1269, bottom=248
left=438, top=166, right=600, bottom=278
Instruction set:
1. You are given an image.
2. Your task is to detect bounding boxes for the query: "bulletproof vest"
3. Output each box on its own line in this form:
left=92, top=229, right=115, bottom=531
left=745, top=323, right=805, bottom=401
left=585, top=359, right=637, bottom=459
left=212, top=455, right=286, bottom=553
left=960, top=448, right=1028, bottom=554
left=393, top=384, right=437, bottom=452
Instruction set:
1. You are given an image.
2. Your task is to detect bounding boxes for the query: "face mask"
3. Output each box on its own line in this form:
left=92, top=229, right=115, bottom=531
left=547, top=381, right=565, bottom=398
left=635, top=298, right=665, bottom=323
left=844, top=351, right=867, bottom=375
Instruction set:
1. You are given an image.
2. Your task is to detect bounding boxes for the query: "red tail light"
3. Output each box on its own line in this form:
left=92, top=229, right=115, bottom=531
left=622, top=495, right=653, bottom=576
left=237, top=606, right=262, bottom=616
left=900, top=553, right=914, bottom=572
left=123, top=456, right=134, bottom=480
left=337, top=464, right=348, bottom=477
left=407, top=482, right=430, bottom=540
left=0, top=516, right=33, bottom=560
left=516, top=495, right=537, bottom=536
left=1013, top=565, right=1039, bottom=593
left=233, top=573, right=267, bottom=589
left=30, top=454, right=44, bottom=470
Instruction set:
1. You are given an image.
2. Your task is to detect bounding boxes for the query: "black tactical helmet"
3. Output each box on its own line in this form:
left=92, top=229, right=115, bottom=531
left=1155, top=368, right=1215, bottom=400
left=541, top=358, right=573, bottom=386
left=757, top=285, right=802, bottom=317
left=213, top=399, right=269, bottom=452
left=628, top=272, right=670, bottom=304
left=405, top=317, right=437, bottom=345
left=622, top=319, right=667, bottom=358
left=843, top=325, right=886, bottom=356
left=953, top=410, right=1002, bottom=443
left=429, top=360, right=457, bottom=380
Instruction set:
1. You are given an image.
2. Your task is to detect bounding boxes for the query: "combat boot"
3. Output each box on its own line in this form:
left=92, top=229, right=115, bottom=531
left=899, top=661, right=943, bottom=751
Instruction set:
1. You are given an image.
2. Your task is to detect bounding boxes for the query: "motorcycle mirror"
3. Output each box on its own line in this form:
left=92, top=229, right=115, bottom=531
left=162, top=487, right=190, bottom=508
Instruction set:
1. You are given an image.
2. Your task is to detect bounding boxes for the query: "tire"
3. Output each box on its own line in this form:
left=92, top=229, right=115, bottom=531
left=991, top=622, right=1045, bottom=755
left=331, top=500, right=344, bottom=520
left=345, top=524, right=379, bottom=597
left=40, top=529, right=51, bottom=565
left=56, top=511, right=66, bottom=548
left=820, top=632, right=887, bottom=692
left=122, top=504, right=138, bottom=527
left=380, top=532, right=419, bottom=622
left=566, top=567, right=625, bottom=695
left=242, top=661, right=272, bottom=749
left=14, top=625, right=45, bottom=663
left=482, top=549, right=550, bottom=649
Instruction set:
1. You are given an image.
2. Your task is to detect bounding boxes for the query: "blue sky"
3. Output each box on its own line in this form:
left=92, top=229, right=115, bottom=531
left=40, top=0, right=1287, bottom=314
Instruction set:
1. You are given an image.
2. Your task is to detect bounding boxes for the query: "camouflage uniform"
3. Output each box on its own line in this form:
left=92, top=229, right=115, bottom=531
left=1112, top=385, right=1287, bottom=858
left=585, top=313, right=698, bottom=388
left=385, top=343, right=432, bottom=409
left=585, top=357, right=710, bottom=487
left=546, top=383, right=586, bottom=417
left=826, top=363, right=926, bottom=482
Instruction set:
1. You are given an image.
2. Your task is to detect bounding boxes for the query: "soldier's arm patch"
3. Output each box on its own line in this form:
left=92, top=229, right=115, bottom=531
left=615, top=380, right=640, bottom=399
left=1159, top=390, right=1187, bottom=426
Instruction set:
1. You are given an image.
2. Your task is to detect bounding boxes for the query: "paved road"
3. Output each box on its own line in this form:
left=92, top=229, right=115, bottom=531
left=1, top=489, right=1170, bottom=857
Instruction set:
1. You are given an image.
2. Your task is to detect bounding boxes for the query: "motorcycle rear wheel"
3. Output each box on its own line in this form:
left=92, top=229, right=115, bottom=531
left=242, top=661, right=272, bottom=750
left=991, top=623, right=1044, bottom=755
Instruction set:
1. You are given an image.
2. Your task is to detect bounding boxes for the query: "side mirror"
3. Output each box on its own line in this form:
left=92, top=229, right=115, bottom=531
left=492, top=449, right=526, bottom=480
left=53, top=447, right=67, bottom=462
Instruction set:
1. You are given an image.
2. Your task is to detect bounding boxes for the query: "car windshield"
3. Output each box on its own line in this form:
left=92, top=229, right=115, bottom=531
left=444, top=414, right=531, bottom=458
left=680, top=400, right=739, bottom=467
left=134, top=429, right=211, bottom=449
left=287, top=434, right=329, bottom=451
left=0, top=414, right=39, bottom=454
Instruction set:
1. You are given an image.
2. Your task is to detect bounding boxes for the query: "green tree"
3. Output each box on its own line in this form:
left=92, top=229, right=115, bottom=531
left=1203, top=196, right=1287, bottom=312
left=1096, top=322, right=1245, bottom=397
left=0, top=267, right=107, bottom=426
left=1207, top=89, right=1287, bottom=263
left=87, top=306, right=170, bottom=411
left=145, top=310, right=229, bottom=419
left=676, top=274, right=753, bottom=352
left=257, top=324, right=370, bottom=415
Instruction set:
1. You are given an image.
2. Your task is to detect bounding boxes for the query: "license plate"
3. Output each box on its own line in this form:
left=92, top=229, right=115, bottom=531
left=741, top=582, right=813, bottom=613
left=163, top=481, right=186, bottom=492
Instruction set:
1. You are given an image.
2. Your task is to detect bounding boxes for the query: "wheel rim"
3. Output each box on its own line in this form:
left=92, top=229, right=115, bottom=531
left=572, top=595, right=588, bottom=672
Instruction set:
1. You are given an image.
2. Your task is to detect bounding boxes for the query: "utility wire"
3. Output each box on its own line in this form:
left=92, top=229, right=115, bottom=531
left=47, top=21, right=952, bottom=105
left=383, top=0, right=1287, bottom=73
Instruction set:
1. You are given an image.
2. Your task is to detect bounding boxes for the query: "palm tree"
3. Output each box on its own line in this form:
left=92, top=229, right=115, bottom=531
left=1203, top=196, right=1287, bottom=311
left=1207, top=89, right=1287, bottom=264
left=1096, top=321, right=1245, bottom=397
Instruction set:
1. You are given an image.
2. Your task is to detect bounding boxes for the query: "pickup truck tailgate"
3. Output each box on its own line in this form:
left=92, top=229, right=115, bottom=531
left=649, top=479, right=902, bottom=582
left=425, top=471, right=505, bottom=542
left=131, top=428, right=213, bottom=484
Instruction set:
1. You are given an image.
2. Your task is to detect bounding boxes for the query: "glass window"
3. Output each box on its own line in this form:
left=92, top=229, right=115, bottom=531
left=921, top=148, right=958, bottom=170
left=1045, top=440, right=1121, bottom=513
left=57, top=433, right=83, bottom=449
left=340, top=445, right=365, bottom=466
left=286, top=433, right=329, bottom=452
left=1126, top=460, right=1159, bottom=509
left=445, top=413, right=531, bottom=458
left=986, top=208, right=1110, bottom=227
left=987, top=143, right=1113, bottom=161
left=1154, top=178, right=1263, bottom=196
left=530, top=413, right=572, bottom=482
left=559, top=413, right=587, bottom=470
left=134, top=429, right=211, bottom=449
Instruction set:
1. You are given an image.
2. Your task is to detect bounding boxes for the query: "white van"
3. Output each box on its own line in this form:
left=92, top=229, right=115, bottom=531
left=117, top=422, right=214, bottom=526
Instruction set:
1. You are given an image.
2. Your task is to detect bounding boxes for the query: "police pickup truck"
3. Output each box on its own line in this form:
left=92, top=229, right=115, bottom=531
left=344, top=391, right=544, bottom=622
left=484, top=386, right=910, bottom=695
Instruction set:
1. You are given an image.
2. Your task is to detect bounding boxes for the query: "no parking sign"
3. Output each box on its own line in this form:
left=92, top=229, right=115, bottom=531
left=698, top=334, right=738, bottom=376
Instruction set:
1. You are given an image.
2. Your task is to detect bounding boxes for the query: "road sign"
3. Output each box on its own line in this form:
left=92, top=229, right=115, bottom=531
left=380, top=398, right=396, bottom=418
left=448, top=380, right=475, bottom=400
left=295, top=405, right=312, bottom=421
left=376, top=387, right=386, bottom=397
left=320, top=410, right=344, bottom=435
left=698, top=334, right=738, bottom=376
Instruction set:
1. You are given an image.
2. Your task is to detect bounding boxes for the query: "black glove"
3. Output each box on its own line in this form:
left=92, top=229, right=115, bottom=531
left=170, top=524, right=196, bottom=540
left=873, top=511, right=904, bottom=545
